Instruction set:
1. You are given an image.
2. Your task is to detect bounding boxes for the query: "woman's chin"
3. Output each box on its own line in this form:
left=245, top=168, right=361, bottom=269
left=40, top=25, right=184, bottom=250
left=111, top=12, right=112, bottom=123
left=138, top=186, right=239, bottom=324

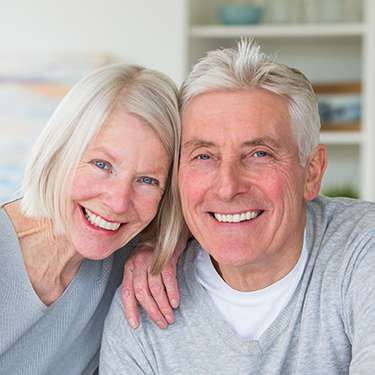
left=74, top=243, right=117, bottom=260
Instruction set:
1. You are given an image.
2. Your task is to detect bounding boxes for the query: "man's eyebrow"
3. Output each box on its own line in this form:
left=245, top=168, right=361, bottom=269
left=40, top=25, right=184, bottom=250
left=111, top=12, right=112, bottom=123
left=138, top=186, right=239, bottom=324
left=182, top=137, right=282, bottom=149
left=182, top=139, right=216, bottom=149
left=242, top=137, right=281, bottom=149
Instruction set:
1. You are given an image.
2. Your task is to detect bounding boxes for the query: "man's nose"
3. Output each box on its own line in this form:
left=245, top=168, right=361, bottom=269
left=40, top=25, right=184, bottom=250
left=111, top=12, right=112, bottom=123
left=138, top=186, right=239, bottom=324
left=215, top=161, right=247, bottom=201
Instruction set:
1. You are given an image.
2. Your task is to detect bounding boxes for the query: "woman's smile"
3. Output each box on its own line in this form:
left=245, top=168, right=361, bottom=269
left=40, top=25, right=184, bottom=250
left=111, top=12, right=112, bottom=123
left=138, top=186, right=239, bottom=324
left=81, top=206, right=123, bottom=232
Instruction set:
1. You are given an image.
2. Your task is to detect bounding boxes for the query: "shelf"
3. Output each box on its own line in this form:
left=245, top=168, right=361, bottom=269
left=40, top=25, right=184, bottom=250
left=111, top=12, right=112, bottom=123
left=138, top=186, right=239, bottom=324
left=319, top=131, right=363, bottom=145
left=190, top=23, right=365, bottom=39
left=187, top=0, right=375, bottom=200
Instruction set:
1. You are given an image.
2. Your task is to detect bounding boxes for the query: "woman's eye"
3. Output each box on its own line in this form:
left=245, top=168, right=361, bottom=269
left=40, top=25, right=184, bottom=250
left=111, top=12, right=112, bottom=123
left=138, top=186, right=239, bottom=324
left=138, top=176, right=160, bottom=186
left=253, top=150, right=268, bottom=158
left=196, top=153, right=210, bottom=160
left=92, top=159, right=112, bottom=172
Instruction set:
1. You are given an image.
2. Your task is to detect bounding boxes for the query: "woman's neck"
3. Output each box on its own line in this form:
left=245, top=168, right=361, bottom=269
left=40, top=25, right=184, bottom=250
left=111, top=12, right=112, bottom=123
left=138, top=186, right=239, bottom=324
left=4, top=200, right=84, bottom=305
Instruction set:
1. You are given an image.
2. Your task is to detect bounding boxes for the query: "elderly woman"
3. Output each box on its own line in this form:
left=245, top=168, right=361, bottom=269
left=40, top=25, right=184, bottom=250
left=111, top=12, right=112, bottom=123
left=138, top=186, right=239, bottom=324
left=0, top=63, right=184, bottom=374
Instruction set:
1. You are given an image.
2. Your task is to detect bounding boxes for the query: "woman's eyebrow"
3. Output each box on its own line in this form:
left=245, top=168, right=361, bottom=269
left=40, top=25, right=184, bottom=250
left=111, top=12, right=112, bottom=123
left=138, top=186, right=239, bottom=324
left=88, top=146, right=169, bottom=175
left=87, top=146, right=119, bottom=161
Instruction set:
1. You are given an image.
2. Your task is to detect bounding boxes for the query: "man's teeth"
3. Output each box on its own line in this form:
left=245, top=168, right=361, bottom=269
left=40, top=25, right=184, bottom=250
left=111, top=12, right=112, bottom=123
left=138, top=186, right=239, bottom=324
left=84, top=208, right=121, bottom=231
left=214, top=210, right=260, bottom=223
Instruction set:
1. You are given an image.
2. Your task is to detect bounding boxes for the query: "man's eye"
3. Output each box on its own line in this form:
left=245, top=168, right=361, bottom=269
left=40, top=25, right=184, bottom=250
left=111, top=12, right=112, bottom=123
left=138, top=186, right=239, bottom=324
left=138, top=176, right=160, bottom=186
left=254, top=151, right=268, bottom=158
left=93, top=159, right=112, bottom=171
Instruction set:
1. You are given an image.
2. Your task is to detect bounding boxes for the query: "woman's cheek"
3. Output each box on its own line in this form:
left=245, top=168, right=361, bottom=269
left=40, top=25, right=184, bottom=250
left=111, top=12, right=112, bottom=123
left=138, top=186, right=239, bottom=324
left=70, top=172, right=102, bottom=201
left=135, top=189, right=163, bottom=218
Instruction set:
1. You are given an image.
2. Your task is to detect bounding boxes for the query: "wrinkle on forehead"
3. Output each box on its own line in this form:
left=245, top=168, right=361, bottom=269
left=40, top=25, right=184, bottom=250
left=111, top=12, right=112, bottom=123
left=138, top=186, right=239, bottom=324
left=181, top=89, right=298, bottom=154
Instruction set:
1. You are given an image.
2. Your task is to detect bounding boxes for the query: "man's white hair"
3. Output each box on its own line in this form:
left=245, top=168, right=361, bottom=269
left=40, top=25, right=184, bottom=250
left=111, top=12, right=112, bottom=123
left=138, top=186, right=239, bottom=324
left=180, top=38, right=321, bottom=165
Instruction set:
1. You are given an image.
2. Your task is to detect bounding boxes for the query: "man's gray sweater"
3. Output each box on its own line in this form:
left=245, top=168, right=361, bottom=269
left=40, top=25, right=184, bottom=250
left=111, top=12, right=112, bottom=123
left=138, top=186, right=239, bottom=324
left=100, top=196, right=375, bottom=374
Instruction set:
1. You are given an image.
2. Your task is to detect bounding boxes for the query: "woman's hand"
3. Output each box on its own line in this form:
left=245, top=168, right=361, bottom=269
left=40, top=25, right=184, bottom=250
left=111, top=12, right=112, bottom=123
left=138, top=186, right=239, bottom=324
left=121, top=239, right=186, bottom=329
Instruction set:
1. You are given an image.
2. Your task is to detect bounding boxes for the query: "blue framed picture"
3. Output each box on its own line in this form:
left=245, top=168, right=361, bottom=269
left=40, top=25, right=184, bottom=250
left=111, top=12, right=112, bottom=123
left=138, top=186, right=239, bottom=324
left=314, top=82, right=361, bottom=132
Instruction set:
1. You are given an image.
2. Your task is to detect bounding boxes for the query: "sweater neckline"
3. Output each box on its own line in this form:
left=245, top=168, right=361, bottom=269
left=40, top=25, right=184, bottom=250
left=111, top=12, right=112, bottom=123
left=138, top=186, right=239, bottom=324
left=181, top=210, right=314, bottom=354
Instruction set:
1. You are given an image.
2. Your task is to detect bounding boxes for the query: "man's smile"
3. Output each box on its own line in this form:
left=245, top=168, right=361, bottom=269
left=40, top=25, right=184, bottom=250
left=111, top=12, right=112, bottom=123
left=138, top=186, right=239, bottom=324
left=212, top=210, right=263, bottom=223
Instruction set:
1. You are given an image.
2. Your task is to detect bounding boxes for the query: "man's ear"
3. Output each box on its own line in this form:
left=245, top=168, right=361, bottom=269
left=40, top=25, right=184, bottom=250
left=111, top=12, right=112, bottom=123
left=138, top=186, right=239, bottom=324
left=304, top=144, right=328, bottom=201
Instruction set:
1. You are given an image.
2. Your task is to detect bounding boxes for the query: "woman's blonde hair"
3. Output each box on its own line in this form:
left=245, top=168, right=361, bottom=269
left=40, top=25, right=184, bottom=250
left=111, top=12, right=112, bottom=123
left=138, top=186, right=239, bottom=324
left=22, top=63, right=184, bottom=273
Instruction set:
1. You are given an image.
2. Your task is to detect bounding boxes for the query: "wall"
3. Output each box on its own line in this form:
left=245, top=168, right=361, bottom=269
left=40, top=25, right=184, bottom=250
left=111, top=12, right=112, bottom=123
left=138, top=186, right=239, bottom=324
left=0, top=0, right=187, bottom=202
left=0, top=0, right=186, bottom=84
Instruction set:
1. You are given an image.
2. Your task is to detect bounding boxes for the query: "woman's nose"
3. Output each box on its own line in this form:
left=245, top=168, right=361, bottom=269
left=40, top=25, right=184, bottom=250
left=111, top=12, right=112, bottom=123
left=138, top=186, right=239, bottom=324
left=103, top=179, right=133, bottom=215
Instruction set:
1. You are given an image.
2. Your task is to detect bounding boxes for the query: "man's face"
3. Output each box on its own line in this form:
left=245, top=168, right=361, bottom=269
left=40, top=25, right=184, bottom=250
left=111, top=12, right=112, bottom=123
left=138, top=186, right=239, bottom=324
left=179, top=89, right=323, bottom=278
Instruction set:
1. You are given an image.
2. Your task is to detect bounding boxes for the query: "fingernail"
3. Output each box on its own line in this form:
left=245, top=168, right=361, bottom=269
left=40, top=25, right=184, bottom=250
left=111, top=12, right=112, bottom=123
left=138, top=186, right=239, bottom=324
left=171, top=299, right=179, bottom=308
left=129, top=318, right=138, bottom=329
left=165, top=314, right=175, bottom=324
left=157, top=320, right=167, bottom=329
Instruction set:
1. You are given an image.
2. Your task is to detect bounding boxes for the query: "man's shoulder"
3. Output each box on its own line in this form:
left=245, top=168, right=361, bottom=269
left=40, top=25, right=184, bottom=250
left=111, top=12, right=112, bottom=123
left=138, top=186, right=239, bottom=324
left=104, top=287, right=124, bottom=325
left=307, top=196, right=375, bottom=289
left=177, top=239, right=201, bottom=276
left=309, top=196, right=375, bottom=238
left=311, top=194, right=373, bottom=212
left=104, top=241, right=205, bottom=342
left=311, top=195, right=375, bottom=218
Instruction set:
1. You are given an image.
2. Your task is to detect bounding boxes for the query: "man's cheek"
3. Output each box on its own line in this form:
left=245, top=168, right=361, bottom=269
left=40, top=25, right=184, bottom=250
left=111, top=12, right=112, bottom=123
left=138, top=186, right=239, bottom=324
left=181, top=182, right=203, bottom=206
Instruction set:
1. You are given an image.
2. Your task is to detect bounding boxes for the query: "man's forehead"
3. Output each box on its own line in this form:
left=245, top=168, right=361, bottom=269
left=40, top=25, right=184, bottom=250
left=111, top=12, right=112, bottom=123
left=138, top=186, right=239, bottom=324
left=180, top=89, right=293, bottom=150
left=181, top=89, right=289, bottom=124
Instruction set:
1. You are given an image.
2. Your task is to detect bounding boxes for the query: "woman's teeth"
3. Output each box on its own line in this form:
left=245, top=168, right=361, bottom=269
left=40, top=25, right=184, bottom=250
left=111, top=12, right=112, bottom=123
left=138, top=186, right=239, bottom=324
left=214, top=210, right=260, bottom=223
left=84, top=208, right=121, bottom=231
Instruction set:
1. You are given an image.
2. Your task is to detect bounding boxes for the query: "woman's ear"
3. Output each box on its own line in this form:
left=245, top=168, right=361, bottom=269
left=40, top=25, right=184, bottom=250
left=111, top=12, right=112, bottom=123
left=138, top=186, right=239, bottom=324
left=304, top=144, right=328, bottom=201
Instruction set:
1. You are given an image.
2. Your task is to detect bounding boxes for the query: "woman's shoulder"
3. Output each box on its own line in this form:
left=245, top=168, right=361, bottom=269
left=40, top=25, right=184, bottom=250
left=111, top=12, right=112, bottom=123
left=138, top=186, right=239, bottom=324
left=0, top=202, right=20, bottom=247
left=1, top=200, right=50, bottom=241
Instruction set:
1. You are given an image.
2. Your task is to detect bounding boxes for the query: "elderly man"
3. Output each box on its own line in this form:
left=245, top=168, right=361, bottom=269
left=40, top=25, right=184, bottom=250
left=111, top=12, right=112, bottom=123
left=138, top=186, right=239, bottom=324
left=99, top=39, right=375, bottom=374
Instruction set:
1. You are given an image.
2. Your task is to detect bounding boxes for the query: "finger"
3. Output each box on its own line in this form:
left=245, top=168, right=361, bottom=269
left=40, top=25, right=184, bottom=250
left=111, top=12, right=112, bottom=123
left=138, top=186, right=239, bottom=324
left=161, top=259, right=180, bottom=309
left=159, top=227, right=189, bottom=308
left=148, top=272, right=175, bottom=324
left=121, top=264, right=140, bottom=329
left=134, top=274, right=168, bottom=328
left=133, top=271, right=169, bottom=329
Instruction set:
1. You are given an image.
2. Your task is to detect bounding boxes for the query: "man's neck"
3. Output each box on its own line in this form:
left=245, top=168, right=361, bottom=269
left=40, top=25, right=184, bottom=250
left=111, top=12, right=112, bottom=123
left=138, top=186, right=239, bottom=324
left=211, top=233, right=305, bottom=292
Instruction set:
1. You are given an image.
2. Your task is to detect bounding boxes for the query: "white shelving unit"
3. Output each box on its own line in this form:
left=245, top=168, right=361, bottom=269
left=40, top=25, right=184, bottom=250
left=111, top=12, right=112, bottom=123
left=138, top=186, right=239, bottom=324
left=190, top=23, right=365, bottom=38
left=320, top=131, right=363, bottom=145
left=186, top=0, right=375, bottom=201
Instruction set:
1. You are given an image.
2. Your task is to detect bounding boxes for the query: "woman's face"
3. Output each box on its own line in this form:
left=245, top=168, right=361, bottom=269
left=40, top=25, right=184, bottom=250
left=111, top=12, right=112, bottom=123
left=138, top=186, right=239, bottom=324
left=68, top=109, right=170, bottom=259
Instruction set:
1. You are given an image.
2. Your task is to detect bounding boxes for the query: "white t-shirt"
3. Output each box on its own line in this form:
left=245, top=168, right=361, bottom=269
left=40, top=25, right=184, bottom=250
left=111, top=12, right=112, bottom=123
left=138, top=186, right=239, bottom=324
left=195, top=234, right=308, bottom=340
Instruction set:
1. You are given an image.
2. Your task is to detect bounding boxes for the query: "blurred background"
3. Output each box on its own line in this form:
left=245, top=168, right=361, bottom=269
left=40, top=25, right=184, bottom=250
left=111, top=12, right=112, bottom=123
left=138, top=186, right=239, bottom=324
left=0, top=0, right=374, bottom=203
